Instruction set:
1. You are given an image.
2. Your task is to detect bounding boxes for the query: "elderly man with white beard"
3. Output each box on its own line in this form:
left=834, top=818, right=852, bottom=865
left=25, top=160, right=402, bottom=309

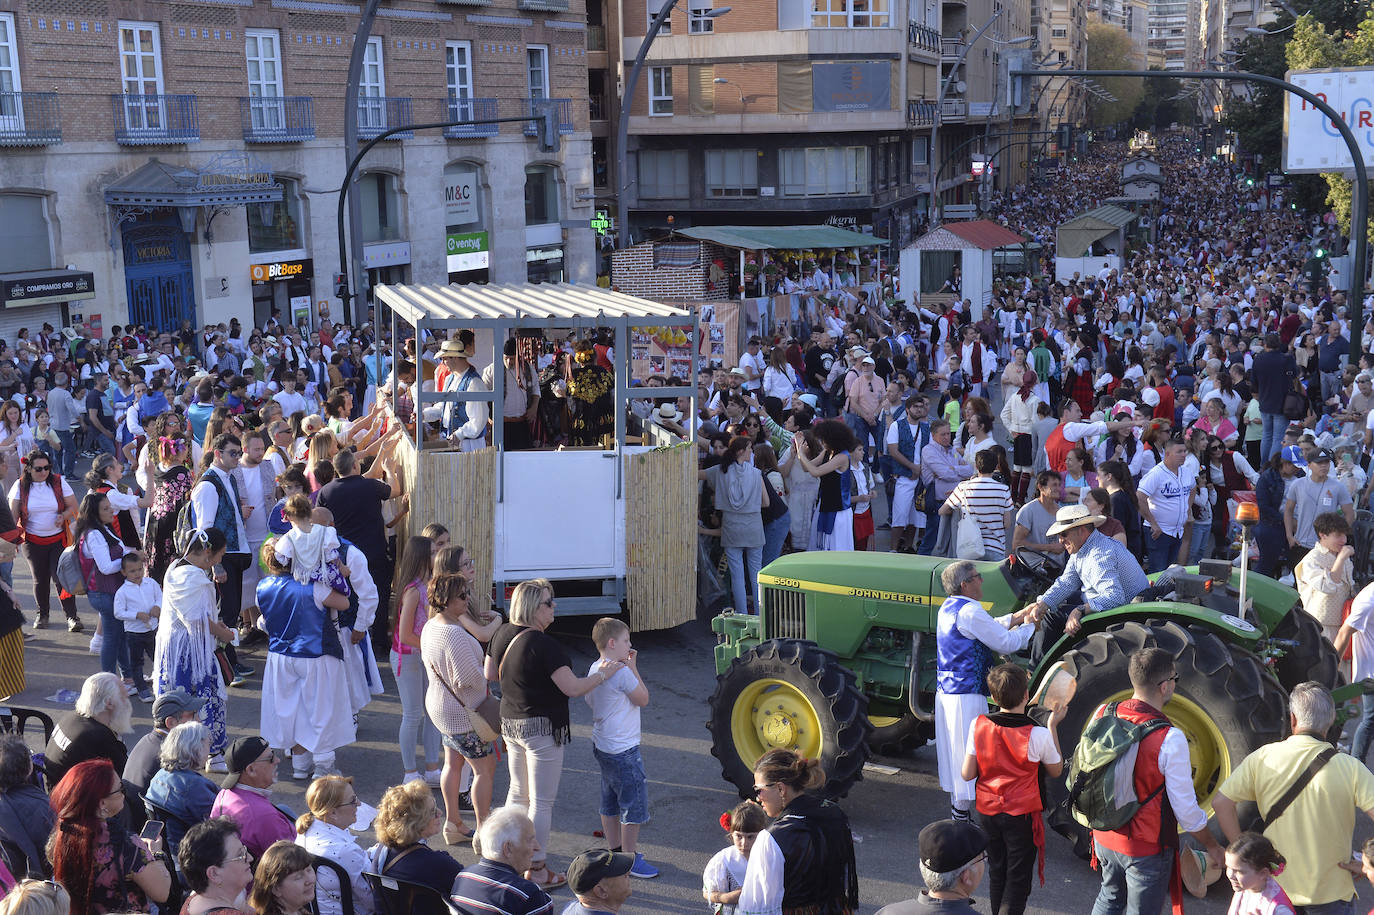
left=44, top=672, right=134, bottom=787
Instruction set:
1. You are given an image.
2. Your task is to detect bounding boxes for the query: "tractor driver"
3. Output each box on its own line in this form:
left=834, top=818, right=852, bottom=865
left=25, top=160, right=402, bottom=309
left=1026, top=504, right=1150, bottom=659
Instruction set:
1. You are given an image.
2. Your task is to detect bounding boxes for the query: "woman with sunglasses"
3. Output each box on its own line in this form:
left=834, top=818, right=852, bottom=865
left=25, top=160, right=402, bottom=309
left=741, top=748, right=858, bottom=915
left=9, top=449, right=77, bottom=631
left=48, top=758, right=171, bottom=915
left=154, top=526, right=234, bottom=769
left=294, top=775, right=375, bottom=915
left=179, top=818, right=255, bottom=915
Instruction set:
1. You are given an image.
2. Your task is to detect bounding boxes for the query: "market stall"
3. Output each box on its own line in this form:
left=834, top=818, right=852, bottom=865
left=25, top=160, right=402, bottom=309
left=1054, top=205, right=1137, bottom=283
left=898, top=220, right=1026, bottom=320
left=374, top=282, right=699, bottom=632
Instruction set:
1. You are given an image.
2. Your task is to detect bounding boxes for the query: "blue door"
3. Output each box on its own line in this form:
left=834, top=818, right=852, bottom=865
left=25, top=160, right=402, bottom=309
left=122, top=220, right=195, bottom=333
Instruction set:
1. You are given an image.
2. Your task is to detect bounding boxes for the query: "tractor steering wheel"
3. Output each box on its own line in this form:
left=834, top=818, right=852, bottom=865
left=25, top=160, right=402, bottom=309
left=1014, top=545, right=1067, bottom=587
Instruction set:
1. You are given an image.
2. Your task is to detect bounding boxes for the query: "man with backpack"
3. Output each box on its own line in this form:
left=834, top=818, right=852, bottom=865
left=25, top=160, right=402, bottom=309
left=1073, top=647, right=1223, bottom=915
left=1211, top=681, right=1374, bottom=915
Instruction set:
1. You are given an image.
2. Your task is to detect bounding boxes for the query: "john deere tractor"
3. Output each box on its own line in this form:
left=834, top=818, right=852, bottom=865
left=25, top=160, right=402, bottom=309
left=708, top=550, right=1343, bottom=812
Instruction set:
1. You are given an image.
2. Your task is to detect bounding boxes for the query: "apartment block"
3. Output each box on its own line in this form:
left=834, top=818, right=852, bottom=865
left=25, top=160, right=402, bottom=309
left=1148, top=0, right=1201, bottom=71
left=1092, top=0, right=1149, bottom=68
left=0, top=0, right=594, bottom=338
left=1040, top=0, right=1087, bottom=130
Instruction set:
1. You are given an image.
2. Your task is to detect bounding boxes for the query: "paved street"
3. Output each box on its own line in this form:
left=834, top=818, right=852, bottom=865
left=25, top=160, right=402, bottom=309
left=9, top=562, right=1269, bottom=915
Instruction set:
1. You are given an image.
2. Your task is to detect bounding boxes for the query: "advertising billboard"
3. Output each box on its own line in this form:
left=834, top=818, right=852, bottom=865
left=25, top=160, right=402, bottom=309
left=812, top=62, right=891, bottom=113
left=1283, top=67, right=1374, bottom=175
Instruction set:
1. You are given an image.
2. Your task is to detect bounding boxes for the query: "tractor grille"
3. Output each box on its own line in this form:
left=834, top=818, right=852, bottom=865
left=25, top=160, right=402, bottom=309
left=764, top=588, right=808, bottom=640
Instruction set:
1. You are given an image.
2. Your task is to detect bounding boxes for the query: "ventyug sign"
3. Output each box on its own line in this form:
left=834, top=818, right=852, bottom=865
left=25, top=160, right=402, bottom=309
left=447, top=231, right=490, bottom=273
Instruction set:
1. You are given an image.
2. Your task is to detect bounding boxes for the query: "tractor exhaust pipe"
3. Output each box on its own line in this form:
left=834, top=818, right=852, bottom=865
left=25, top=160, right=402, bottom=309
left=908, top=632, right=935, bottom=723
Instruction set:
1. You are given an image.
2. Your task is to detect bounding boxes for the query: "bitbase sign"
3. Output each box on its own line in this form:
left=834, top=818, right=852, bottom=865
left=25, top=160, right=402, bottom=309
left=1284, top=67, right=1374, bottom=175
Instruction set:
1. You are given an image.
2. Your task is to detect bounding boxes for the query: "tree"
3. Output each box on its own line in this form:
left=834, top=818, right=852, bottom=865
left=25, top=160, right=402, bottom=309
left=1085, top=23, right=1145, bottom=127
left=1131, top=70, right=1185, bottom=131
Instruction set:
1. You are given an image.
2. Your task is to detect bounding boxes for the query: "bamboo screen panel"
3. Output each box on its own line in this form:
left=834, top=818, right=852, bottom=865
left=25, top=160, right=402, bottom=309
left=625, top=443, right=697, bottom=631
left=414, top=447, right=497, bottom=611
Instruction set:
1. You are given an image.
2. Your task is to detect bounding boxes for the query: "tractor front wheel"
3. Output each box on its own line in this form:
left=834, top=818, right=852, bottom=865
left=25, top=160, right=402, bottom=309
left=708, top=639, right=872, bottom=799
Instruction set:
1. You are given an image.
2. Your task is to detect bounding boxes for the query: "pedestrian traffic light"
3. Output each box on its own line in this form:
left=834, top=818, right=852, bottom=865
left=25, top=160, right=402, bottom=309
left=333, top=272, right=348, bottom=299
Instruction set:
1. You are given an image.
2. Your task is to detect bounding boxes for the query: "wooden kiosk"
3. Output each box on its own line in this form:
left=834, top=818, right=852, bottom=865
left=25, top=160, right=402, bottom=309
left=373, top=282, right=700, bottom=632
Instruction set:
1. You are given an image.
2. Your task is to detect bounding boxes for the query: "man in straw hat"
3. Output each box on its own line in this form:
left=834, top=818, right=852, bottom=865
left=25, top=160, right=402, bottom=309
left=1024, top=504, right=1149, bottom=659
left=435, top=335, right=489, bottom=452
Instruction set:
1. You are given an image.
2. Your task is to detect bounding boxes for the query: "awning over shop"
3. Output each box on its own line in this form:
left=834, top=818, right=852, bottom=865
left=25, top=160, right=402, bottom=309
left=672, top=225, right=886, bottom=251
left=374, top=282, right=696, bottom=329
left=1055, top=205, right=1137, bottom=259
left=0, top=269, right=95, bottom=308
left=103, top=153, right=283, bottom=208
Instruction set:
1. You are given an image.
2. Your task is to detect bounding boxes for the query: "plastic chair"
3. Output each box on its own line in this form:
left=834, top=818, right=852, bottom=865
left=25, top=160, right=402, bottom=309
left=311, top=855, right=356, bottom=915
left=141, top=795, right=195, bottom=859
left=363, top=871, right=459, bottom=915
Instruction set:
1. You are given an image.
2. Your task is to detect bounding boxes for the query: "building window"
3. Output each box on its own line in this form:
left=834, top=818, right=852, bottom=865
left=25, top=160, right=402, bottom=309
left=525, top=165, right=559, bottom=225
left=638, top=149, right=688, bottom=198
left=247, top=177, right=304, bottom=253
left=1057, top=50, right=1067, bottom=62
left=779, top=147, right=869, bottom=197
left=592, top=137, right=609, bottom=189
left=358, top=36, right=385, bottom=130
left=118, top=21, right=164, bottom=130
left=244, top=29, right=283, bottom=131
left=527, top=46, right=549, bottom=100
left=1051, top=26, right=1067, bottom=37
left=811, top=0, right=890, bottom=29
left=912, top=136, right=928, bottom=166
left=0, top=14, right=22, bottom=132
left=359, top=172, right=401, bottom=243
left=648, top=0, right=672, bottom=34
left=688, top=0, right=715, bottom=32
left=649, top=66, right=672, bottom=116
left=706, top=149, right=758, bottom=197
left=446, top=40, right=474, bottom=120
left=0, top=194, right=52, bottom=273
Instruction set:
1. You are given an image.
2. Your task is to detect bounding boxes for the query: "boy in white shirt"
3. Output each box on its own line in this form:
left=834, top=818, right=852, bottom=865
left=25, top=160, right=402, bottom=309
left=586, top=617, right=655, bottom=879
left=113, top=553, right=162, bottom=704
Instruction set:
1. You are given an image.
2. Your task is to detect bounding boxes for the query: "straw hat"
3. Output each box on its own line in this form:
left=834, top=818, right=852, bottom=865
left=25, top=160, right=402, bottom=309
left=437, top=337, right=474, bottom=360
left=1180, top=842, right=1225, bottom=898
left=1045, top=504, right=1106, bottom=538
left=654, top=403, right=683, bottom=424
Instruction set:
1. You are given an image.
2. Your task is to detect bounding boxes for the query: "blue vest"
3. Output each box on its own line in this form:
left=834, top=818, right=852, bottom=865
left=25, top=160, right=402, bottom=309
left=198, top=469, right=242, bottom=552
left=336, top=537, right=361, bottom=631
left=893, top=417, right=929, bottom=479
left=257, top=575, right=344, bottom=661
left=936, top=595, right=994, bottom=696
left=449, top=366, right=480, bottom=433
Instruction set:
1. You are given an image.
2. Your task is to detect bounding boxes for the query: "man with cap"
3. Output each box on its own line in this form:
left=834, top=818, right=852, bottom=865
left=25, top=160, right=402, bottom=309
left=483, top=338, right=540, bottom=451
left=123, top=687, right=205, bottom=798
left=433, top=336, right=489, bottom=451
left=886, top=392, right=932, bottom=553
left=561, top=849, right=635, bottom=915
left=1025, top=504, right=1149, bottom=659
left=1285, top=447, right=1355, bottom=571
left=209, top=735, right=295, bottom=860
left=845, top=354, right=884, bottom=471
left=874, top=819, right=988, bottom=914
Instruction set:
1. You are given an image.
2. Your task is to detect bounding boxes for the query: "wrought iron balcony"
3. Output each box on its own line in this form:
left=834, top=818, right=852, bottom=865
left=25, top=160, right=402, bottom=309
left=588, top=25, right=607, bottom=51
left=444, top=97, right=499, bottom=138
left=908, top=22, right=940, bottom=52
left=523, top=98, right=574, bottom=136
left=356, top=96, right=414, bottom=139
left=940, top=98, right=967, bottom=120
left=940, top=37, right=965, bottom=60
left=240, top=96, right=315, bottom=142
left=0, top=92, right=61, bottom=146
left=112, top=94, right=199, bottom=144
left=589, top=93, right=608, bottom=121
left=907, top=99, right=936, bottom=127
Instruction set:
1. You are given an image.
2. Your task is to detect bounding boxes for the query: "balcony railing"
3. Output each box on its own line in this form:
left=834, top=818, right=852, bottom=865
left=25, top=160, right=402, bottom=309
left=589, top=93, right=608, bottom=121
left=112, top=93, right=199, bottom=144
left=0, top=92, right=61, bottom=146
left=523, top=98, right=574, bottom=135
left=444, top=97, right=499, bottom=138
left=907, top=99, right=936, bottom=127
left=356, top=96, right=414, bottom=139
left=908, top=22, right=940, bottom=52
left=517, top=0, right=569, bottom=9
left=940, top=37, right=965, bottom=60
left=587, top=25, right=607, bottom=51
left=239, top=96, right=315, bottom=142
left=940, top=98, right=967, bottom=120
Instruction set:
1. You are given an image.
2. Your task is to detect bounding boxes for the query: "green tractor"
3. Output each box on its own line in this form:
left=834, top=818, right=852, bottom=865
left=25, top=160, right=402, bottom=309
left=708, top=550, right=1343, bottom=813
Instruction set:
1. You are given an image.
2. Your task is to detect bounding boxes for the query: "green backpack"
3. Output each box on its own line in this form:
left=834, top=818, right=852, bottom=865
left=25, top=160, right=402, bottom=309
left=1065, top=701, right=1172, bottom=831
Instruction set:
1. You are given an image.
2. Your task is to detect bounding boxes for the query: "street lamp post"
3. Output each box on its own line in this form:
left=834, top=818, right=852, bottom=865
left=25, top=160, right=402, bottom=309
left=614, top=1, right=729, bottom=249
left=930, top=12, right=1028, bottom=225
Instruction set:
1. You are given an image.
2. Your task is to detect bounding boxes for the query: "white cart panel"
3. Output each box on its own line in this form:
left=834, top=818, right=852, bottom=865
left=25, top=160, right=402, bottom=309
left=498, top=451, right=621, bottom=573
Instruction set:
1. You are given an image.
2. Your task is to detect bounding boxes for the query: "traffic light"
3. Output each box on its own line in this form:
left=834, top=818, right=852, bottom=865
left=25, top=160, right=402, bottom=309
left=333, top=272, right=348, bottom=299
left=538, top=108, right=560, bottom=153
left=1308, top=249, right=1327, bottom=290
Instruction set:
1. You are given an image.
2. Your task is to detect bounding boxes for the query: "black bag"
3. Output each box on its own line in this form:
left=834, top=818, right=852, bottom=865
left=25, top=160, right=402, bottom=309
left=1283, top=383, right=1308, bottom=421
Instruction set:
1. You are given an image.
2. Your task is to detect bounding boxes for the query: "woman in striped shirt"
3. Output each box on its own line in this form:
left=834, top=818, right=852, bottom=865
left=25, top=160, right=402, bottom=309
left=939, top=450, right=1015, bottom=561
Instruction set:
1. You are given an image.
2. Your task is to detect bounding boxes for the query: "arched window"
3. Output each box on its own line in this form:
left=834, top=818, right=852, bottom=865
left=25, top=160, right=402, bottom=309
left=359, top=172, right=401, bottom=243
left=0, top=193, right=52, bottom=272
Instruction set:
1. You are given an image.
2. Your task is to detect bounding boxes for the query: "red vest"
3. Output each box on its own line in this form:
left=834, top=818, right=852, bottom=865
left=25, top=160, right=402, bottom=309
left=1093, top=699, right=1177, bottom=857
left=972, top=714, right=1042, bottom=817
left=1046, top=423, right=1073, bottom=475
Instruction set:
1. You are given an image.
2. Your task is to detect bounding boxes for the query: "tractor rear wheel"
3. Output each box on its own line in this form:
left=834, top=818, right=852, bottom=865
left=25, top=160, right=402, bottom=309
left=1271, top=608, right=1342, bottom=691
left=1048, top=620, right=1287, bottom=853
left=708, top=639, right=872, bottom=799
left=868, top=712, right=933, bottom=756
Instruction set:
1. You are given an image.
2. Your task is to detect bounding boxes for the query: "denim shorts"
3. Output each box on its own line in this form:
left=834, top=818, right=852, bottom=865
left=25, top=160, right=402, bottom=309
left=442, top=730, right=493, bottom=760
left=593, top=745, right=649, bottom=824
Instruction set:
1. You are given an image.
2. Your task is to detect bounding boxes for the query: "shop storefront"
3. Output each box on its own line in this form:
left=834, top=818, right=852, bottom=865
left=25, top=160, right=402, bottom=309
left=444, top=163, right=489, bottom=285
left=525, top=244, right=565, bottom=284
left=250, top=258, right=313, bottom=330
left=525, top=165, right=564, bottom=284
left=0, top=268, right=94, bottom=345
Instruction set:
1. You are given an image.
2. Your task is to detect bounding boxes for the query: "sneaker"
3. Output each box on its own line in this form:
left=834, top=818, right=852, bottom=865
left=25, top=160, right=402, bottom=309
left=402, top=771, right=423, bottom=784
left=312, top=765, right=342, bottom=779
left=137, top=688, right=154, bottom=704
left=230, top=672, right=249, bottom=688
left=30, top=615, right=46, bottom=631
left=233, top=664, right=255, bottom=678
left=123, top=681, right=137, bottom=696
left=458, top=790, right=474, bottom=811
left=88, top=633, right=103, bottom=655
left=424, top=769, right=442, bottom=788
left=629, top=853, right=659, bottom=879
left=66, top=617, right=83, bottom=633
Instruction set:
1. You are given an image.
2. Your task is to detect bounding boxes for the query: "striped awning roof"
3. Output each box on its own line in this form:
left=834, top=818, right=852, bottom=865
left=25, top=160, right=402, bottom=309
left=374, top=283, right=696, bottom=329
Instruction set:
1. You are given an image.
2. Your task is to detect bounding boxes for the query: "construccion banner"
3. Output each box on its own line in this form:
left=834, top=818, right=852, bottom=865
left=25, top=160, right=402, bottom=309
left=812, top=62, right=891, bottom=113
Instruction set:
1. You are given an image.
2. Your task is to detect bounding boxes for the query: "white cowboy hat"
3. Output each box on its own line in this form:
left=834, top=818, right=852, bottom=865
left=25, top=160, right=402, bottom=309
left=436, top=337, right=474, bottom=360
left=1045, top=504, right=1106, bottom=538
left=654, top=403, right=683, bottom=424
